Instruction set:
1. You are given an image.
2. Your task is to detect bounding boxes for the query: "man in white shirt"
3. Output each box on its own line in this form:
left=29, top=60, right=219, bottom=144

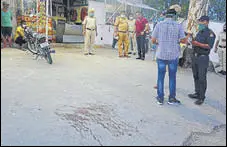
left=128, top=14, right=137, bottom=55
left=214, top=23, right=226, bottom=75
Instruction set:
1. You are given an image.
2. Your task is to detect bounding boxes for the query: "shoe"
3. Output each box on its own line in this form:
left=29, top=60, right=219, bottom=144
left=194, top=99, right=204, bottom=105
left=218, top=70, right=224, bottom=74
left=89, top=53, right=95, bottom=55
left=128, top=52, right=132, bottom=55
left=133, top=53, right=136, bottom=55
left=168, top=98, right=181, bottom=105
left=119, top=55, right=124, bottom=58
left=84, top=53, right=89, bottom=55
left=136, top=57, right=141, bottom=60
left=124, top=55, right=131, bottom=58
left=154, top=85, right=158, bottom=89
left=141, top=57, right=145, bottom=60
left=156, top=97, right=164, bottom=105
left=188, top=93, right=199, bottom=99
left=222, top=71, right=226, bottom=75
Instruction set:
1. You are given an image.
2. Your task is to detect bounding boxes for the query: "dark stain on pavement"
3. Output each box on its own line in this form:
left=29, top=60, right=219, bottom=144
left=55, top=103, right=139, bottom=145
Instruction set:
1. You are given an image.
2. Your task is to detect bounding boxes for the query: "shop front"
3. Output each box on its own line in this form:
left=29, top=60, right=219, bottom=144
left=16, top=0, right=88, bottom=43
left=51, top=0, right=88, bottom=43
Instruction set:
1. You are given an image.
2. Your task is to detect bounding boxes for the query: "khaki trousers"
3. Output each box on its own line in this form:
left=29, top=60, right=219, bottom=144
left=129, top=32, right=137, bottom=54
left=118, top=32, right=129, bottom=56
left=84, top=29, right=96, bottom=54
left=218, top=47, right=226, bottom=71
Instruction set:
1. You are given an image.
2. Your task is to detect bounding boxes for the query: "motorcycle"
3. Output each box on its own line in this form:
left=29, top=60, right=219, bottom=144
left=24, top=26, right=55, bottom=64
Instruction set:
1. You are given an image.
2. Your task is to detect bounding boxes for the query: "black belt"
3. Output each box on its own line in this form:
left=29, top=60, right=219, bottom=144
left=118, top=31, right=127, bottom=33
left=194, top=53, right=207, bottom=57
left=86, top=28, right=95, bottom=31
left=219, top=45, right=226, bottom=48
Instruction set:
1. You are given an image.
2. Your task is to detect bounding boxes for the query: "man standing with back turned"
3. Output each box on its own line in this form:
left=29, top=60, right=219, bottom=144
left=152, top=9, right=188, bottom=105
left=188, top=16, right=216, bottom=105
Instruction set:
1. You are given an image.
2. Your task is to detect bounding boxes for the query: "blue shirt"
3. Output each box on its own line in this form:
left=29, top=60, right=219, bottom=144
left=152, top=18, right=185, bottom=60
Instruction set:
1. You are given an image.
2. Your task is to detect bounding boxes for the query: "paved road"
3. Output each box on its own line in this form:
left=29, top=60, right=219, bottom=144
left=1, top=48, right=226, bottom=146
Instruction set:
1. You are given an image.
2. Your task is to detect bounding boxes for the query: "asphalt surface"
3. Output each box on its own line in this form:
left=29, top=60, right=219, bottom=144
left=1, top=47, right=226, bottom=146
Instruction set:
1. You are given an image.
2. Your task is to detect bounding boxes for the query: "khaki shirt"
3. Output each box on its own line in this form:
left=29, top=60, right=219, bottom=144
left=128, top=19, right=136, bottom=32
left=83, top=16, right=96, bottom=30
left=114, top=16, right=128, bottom=32
left=218, top=32, right=226, bottom=47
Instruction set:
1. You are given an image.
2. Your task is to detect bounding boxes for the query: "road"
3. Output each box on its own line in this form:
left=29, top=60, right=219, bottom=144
left=1, top=47, right=226, bottom=146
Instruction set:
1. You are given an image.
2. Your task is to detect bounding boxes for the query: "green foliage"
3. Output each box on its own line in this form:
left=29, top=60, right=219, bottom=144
left=143, top=0, right=189, bottom=18
left=144, top=0, right=226, bottom=22
left=208, top=0, right=226, bottom=22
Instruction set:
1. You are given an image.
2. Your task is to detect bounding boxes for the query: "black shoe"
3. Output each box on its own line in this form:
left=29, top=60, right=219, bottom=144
left=168, top=98, right=181, bottom=105
left=128, top=52, right=132, bottom=55
left=222, top=71, right=226, bottom=75
left=218, top=70, right=224, bottom=74
left=136, top=57, right=141, bottom=60
left=141, top=57, right=145, bottom=60
left=188, top=93, right=199, bottom=99
left=194, top=99, right=204, bottom=105
left=84, top=53, right=89, bottom=55
left=89, top=53, right=95, bottom=55
left=156, top=97, right=164, bottom=105
left=133, top=53, right=136, bottom=55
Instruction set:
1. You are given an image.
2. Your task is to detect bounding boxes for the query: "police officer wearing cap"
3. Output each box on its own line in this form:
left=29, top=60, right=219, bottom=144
left=82, top=8, right=97, bottom=55
left=188, top=16, right=216, bottom=105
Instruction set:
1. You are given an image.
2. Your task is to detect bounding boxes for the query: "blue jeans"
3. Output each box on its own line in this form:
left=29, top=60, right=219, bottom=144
left=157, top=58, right=179, bottom=100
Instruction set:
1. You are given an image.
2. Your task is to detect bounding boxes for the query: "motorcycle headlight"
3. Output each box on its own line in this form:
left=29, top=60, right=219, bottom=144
left=32, top=33, right=37, bottom=37
left=39, top=37, right=46, bottom=43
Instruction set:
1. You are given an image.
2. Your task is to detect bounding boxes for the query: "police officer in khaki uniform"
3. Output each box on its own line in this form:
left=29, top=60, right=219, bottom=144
left=188, top=16, right=216, bottom=105
left=114, top=11, right=130, bottom=58
left=128, top=14, right=137, bottom=55
left=214, top=23, right=226, bottom=75
left=83, top=8, right=97, bottom=55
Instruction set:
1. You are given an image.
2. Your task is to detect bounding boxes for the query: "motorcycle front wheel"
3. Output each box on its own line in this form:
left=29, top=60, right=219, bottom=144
left=44, top=47, right=53, bottom=64
left=27, top=41, right=38, bottom=54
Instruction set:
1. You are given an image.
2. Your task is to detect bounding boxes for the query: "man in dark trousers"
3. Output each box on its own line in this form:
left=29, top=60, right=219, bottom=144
left=135, top=12, right=149, bottom=60
left=1, top=1, right=13, bottom=48
left=188, top=16, right=216, bottom=105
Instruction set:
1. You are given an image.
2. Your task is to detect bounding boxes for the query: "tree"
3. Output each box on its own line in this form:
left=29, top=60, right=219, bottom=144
left=182, top=0, right=215, bottom=71
left=186, top=0, right=209, bottom=36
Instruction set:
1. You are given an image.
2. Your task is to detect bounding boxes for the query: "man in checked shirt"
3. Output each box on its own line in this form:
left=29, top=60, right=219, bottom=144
left=152, top=9, right=190, bottom=105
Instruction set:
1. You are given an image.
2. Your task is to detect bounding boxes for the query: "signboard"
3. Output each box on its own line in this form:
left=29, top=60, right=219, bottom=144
left=64, top=23, right=83, bottom=35
left=52, top=0, right=63, bottom=4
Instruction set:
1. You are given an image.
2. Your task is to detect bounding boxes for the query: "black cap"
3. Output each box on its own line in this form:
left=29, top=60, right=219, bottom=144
left=166, top=9, right=177, bottom=16
left=198, top=16, right=210, bottom=22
